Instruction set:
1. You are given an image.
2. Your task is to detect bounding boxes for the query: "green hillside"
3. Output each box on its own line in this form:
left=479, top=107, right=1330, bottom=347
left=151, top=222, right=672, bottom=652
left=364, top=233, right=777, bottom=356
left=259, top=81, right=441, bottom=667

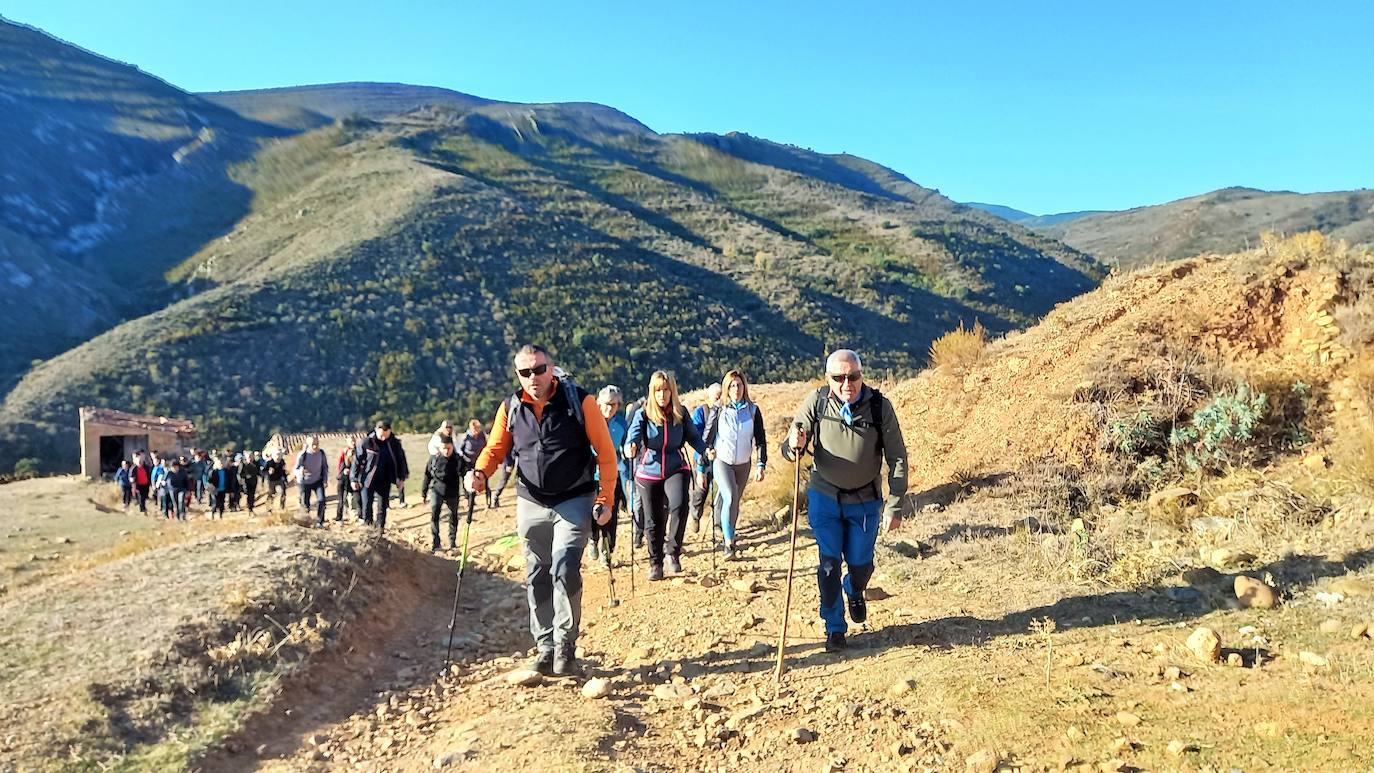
left=0, top=104, right=1105, bottom=472
left=0, top=17, right=285, bottom=386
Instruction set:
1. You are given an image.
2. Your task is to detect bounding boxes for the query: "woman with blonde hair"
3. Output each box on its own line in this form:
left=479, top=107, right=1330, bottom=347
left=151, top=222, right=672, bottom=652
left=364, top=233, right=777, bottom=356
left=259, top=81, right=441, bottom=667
left=625, top=370, right=709, bottom=580
left=703, top=370, right=768, bottom=559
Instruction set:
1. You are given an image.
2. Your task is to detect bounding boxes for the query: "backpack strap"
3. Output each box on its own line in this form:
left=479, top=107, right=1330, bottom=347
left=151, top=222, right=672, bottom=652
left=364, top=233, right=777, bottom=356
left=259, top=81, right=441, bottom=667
left=809, top=386, right=829, bottom=451
left=870, top=387, right=885, bottom=457
left=505, top=391, right=523, bottom=433
left=564, top=380, right=585, bottom=429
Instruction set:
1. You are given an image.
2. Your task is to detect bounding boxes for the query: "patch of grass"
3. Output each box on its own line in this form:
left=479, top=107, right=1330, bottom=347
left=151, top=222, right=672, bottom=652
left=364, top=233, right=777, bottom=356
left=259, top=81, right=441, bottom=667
left=928, top=320, right=988, bottom=372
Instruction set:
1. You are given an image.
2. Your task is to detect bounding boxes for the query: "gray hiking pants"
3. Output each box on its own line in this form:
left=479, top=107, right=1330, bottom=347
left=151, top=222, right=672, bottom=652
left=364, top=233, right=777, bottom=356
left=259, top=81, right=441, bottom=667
left=516, top=493, right=592, bottom=654
left=712, top=460, right=752, bottom=544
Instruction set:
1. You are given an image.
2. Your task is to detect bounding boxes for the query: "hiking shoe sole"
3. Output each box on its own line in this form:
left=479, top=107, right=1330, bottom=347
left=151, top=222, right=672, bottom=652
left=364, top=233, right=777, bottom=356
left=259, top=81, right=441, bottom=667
left=849, top=596, right=868, bottom=624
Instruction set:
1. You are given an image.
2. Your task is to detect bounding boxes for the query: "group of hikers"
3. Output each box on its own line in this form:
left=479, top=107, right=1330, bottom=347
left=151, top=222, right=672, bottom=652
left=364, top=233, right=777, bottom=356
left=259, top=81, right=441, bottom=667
left=109, top=342, right=908, bottom=669
left=460, top=343, right=907, bottom=676
left=113, top=448, right=292, bottom=520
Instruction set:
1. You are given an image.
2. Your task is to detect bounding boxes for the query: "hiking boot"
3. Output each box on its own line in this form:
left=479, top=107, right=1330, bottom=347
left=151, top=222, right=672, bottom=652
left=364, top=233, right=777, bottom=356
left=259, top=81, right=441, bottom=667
left=648, top=563, right=665, bottom=581
left=600, top=552, right=612, bottom=570
left=528, top=650, right=554, bottom=676
left=848, top=595, right=868, bottom=624
left=491, top=496, right=501, bottom=508
left=690, top=516, right=700, bottom=534
left=824, top=632, right=847, bottom=653
left=665, top=556, right=682, bottom=575
left=588, top=542, right=599, bottom=561
left=722, top=542, right=735, bottom=561
left=633, top=532, right=644, bottom=549
left=553, top=646, right=577, bottom=677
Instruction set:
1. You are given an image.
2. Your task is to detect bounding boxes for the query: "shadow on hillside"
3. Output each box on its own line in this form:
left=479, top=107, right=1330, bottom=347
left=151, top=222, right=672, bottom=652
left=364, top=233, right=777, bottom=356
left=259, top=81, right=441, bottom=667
left=909, top=474, right=1011, bottom=513
left=679, top=548, right=1374, bottom=677
left=194, top=539, right=528, bottom=771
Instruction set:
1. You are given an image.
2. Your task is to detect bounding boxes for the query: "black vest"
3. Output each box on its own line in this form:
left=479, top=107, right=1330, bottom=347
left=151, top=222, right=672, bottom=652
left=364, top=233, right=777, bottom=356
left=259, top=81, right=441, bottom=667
left=510, top=385, right=596, bottom=506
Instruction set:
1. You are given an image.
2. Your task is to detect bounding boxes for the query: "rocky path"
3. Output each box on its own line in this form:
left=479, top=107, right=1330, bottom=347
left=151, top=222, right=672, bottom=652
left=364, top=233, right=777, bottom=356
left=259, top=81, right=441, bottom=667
left=210, top=496, right=956, bottom=773
left=207, top=491, right=1374, bottom=772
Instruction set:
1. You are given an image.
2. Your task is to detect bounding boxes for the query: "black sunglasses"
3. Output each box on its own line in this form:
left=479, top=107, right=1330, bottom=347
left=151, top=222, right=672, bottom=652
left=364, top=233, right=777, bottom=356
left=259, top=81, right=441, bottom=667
left=828, top=372, right=862, bottom=384
left=517, top=363, right=550, bottom=378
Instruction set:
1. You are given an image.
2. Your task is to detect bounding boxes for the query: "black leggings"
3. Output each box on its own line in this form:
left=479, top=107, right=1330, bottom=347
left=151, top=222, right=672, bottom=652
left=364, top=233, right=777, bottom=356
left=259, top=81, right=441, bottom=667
left=636, top=470, right=690, bottom=564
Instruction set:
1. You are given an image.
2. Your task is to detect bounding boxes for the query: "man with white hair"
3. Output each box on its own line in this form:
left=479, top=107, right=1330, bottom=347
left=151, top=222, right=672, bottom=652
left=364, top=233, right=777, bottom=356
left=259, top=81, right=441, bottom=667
left=781, top=349, right=908, bottom=653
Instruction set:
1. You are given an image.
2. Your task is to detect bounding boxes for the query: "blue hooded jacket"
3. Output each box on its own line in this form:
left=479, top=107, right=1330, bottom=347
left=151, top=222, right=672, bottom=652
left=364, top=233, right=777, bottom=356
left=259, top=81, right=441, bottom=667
left=625, top=406, right=708, bottom=481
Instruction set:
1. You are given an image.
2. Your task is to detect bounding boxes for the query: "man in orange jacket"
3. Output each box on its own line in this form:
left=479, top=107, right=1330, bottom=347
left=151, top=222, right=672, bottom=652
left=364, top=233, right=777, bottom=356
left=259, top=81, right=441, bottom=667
left=467, top=344, right=617, bottom=677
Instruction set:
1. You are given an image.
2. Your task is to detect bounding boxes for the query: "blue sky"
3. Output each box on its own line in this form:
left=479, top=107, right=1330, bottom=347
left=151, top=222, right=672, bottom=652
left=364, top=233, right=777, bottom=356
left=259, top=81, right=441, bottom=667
left=7, top=1, right=1372, bottom=213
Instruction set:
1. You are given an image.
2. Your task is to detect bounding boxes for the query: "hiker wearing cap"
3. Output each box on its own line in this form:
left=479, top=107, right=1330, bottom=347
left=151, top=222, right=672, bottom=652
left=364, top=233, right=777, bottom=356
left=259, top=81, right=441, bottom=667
left=589, top=385, right=629, bottom=568
left=781, top=349, right=908, bottom=653
left=466, top=344, right=617, bottom=677
left=688, top=382, right=723, bottom=535
left=352, top=420, right=409, bottom=533
left=422, top=434, right=464, bottom=551
left=295, top=436, right=330, bottom=527
left=625, top=370, right=710, bottom=580
left=704, top=370, right=768, bottom=560
left=114, top=460, right=133, bottom=511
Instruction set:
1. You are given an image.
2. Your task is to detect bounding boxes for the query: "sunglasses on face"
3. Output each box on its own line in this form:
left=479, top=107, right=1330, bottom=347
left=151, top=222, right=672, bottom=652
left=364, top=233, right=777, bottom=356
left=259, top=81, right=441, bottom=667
left=828, top=372, right=862, bottom=384
left=517, top=363, right=549, bottom=378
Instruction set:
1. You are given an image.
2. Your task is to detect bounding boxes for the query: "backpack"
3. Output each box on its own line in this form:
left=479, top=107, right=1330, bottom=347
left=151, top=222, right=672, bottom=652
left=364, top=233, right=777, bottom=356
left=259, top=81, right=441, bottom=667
left=809, top=385, right=885, bottom=456
left=703, top=402, right=757, bottom=449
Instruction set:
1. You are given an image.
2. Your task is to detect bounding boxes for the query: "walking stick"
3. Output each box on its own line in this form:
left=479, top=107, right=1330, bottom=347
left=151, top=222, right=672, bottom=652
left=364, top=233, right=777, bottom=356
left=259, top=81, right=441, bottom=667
left=601, top=521, right=619, bottom=608
left=627, top=461, right=637, bottom=598
left=443, top=492, right=477, bottom=668
left=774, top=422, right=806, bottom=683
left=708, top=474, right=718, bottom=573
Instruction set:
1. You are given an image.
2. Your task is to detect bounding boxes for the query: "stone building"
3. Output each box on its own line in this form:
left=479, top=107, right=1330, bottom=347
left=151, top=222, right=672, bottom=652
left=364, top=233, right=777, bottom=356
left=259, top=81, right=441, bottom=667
left=78, top=407, right=196, bottom=479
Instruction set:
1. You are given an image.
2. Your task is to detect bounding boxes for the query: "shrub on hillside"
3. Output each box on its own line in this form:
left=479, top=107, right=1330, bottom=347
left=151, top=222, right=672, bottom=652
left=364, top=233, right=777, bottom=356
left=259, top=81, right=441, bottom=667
left=12, top=458, right=41, bottom=479
left=1168, top=383, right=1269, bottom=473
left=928, top=320, right=987, bottom=372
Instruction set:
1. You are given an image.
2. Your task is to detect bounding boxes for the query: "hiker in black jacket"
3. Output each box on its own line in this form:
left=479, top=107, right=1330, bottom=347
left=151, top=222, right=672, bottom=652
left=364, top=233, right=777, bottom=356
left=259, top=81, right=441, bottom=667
left=263, top=453, right=288, bottom=509
left=422, top=435, right=464, bottom=551
left=352, top=420, right=409, bottom=533
left=165, top=459, right=191, bottom=522
left=240, top=451, right=261, bottom=514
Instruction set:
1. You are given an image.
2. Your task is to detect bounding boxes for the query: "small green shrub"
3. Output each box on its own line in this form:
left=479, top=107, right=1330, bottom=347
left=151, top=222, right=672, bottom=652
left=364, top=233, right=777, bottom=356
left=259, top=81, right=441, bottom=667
left=13, top=457, right=41, bottom=478
left=1169, top=383, right=1268, bottom=472
left=1107, top=408, right=1164, bottom=456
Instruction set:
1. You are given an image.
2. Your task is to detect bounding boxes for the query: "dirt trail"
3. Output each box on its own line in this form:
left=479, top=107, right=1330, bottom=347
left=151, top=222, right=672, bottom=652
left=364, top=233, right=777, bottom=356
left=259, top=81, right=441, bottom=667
left=198, top=477, right=1374, bottom=773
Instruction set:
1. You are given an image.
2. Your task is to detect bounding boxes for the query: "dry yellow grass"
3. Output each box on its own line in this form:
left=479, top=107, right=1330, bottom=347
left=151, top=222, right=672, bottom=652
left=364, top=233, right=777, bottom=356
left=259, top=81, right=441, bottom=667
left=927, top=320, right=988, bottom=372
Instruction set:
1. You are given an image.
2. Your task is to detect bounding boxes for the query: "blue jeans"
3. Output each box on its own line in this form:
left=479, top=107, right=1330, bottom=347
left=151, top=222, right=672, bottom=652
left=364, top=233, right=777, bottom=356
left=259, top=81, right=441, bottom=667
left=806, top=490, right=881, bottom=634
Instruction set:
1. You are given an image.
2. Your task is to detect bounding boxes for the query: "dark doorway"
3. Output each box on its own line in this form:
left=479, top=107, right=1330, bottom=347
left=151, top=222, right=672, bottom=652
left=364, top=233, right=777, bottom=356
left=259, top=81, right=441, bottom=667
left=99, top=436, right=124, bottom=476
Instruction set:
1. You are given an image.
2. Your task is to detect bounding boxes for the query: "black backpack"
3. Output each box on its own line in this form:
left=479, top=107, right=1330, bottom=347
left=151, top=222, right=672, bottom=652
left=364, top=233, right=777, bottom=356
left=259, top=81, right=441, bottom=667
left=809, top=385, right=884, bottom=456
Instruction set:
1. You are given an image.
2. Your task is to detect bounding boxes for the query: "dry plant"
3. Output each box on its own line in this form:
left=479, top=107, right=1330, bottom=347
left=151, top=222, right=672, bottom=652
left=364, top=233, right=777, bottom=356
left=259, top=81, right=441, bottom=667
left=1028, top=616, right=1056, bottom=690
left=928, top=320, right=988, bottom=373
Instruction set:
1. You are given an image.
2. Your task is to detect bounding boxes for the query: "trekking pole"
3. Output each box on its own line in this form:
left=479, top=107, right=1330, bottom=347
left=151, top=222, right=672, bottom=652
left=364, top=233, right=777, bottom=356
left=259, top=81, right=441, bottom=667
left=774, top=422, right=806, bottom=683
left=627, top=460, right=637, bottom=598
left=708, top=475, right=718, bottom=574
left=600, top=508, right=619, bottom=608
left=443, top=491, right=477, bottom=668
